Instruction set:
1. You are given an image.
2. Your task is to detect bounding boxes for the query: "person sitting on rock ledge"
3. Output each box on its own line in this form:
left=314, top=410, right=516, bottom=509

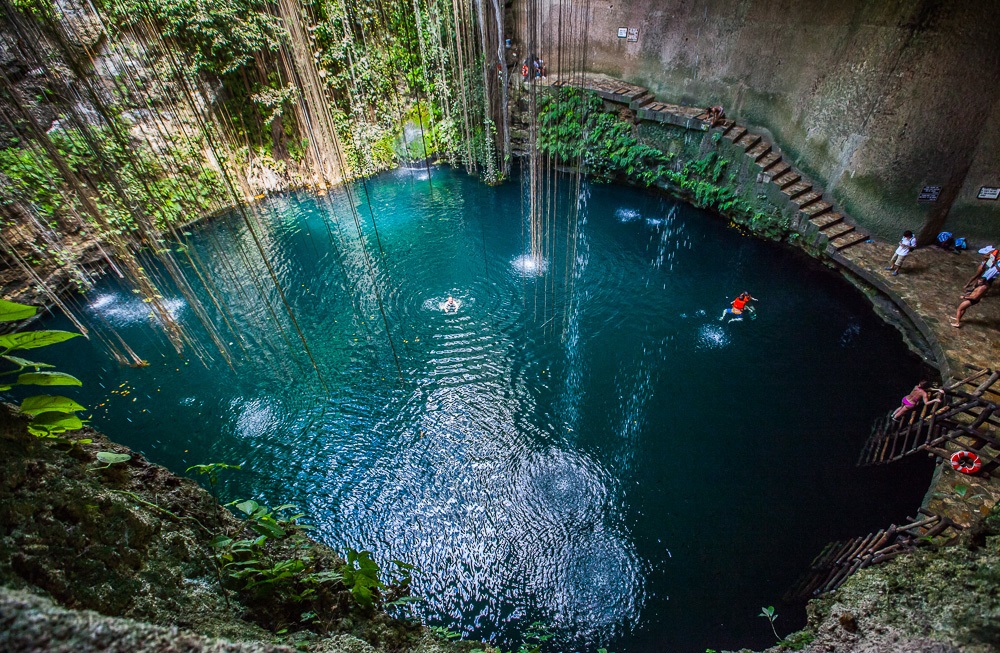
left=705, top=105, right=725, bottom=127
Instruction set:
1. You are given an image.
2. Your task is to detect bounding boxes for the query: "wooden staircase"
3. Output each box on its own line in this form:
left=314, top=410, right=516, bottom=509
left=785, top=509, right=962, bottom=601
left=859, top=366, right=1000, bottom=470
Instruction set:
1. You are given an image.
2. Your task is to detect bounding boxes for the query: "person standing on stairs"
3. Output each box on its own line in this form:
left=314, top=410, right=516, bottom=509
left=886, top=230, right=917, bottom=276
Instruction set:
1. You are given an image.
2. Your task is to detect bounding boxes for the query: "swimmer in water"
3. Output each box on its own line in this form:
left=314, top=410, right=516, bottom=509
left=443, top=296, right=459, bottom=312
left=720, top=291, right=756, bottom=321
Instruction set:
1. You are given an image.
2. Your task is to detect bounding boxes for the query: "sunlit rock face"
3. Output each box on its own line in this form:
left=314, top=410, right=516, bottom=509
left=525, top=0, right=1000, bottom=241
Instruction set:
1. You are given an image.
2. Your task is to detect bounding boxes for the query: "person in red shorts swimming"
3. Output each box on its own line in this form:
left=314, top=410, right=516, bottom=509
left=720, top=291, right=756, bottom=321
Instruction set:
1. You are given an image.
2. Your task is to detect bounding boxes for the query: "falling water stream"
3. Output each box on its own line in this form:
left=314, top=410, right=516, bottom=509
left=38, top=168, right=931, bottom=653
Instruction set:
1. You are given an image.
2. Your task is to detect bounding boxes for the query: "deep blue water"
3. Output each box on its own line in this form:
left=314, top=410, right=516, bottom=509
left=36, top=167, right=931, bottom=652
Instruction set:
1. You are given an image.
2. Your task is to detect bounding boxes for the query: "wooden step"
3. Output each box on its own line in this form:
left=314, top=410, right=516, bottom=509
left=825, top=223, right=855, bottom=240
left=767, top=160, right=791, bottom=177
left=726, top=126, right=747, bottom=141
left=749, top=141, right=772, bottom=160
left=737, top=133, right=761, bottom=150
left=758, top=151, right=781, bottom=170
left=720, top=120, right=738, bottom=135
left=794, top=190, right=823, bottom=208
left=775, top=172, right=801, bottom=188
left=630, top=92, right=655, bottom=109
left=832, top=232, right=868, bottom=251
left=802, top=201, right=833, bottom=218
left=783, top=181, right=812, bottom=198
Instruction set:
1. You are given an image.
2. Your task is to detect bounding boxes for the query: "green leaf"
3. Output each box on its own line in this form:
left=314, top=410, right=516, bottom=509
left=209, top=535, right=233, bottom=548
left=96, top=451, right=131, bottom=465
left=235, top=499, right=259, bottom=515
left=20, top=395, right=85, bottom=415
left=351, top=581, right=373, bottom=606
left=0, top=300, right=37, bottom=322
left=30, top=411, right=84, bottom=432
left=16, top=371, right=82, bottom=387
left=3, top=355, right=55, bottom=370
left=0, top=330, right=80, bottom=351
left=250, top=519, right=286, bottom=539
left=954, top=484, right=968, bottom=498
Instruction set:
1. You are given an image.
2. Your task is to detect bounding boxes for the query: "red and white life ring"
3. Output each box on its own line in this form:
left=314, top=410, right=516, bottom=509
left=950, top=450, right=982, bottom=475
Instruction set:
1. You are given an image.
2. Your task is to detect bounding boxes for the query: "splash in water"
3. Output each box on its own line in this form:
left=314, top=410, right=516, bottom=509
left=615, top=207, right=641, bottom=223
left=512, top=254, right=548, bottom=277
left=697, top=323, right=730, bottom=349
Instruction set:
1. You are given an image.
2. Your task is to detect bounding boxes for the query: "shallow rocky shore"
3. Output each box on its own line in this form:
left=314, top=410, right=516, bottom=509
left=0, top=404, right=481, bottom=653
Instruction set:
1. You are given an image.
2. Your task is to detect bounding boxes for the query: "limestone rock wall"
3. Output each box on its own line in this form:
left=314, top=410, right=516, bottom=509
left=519, top=0, right=1000, bottom=242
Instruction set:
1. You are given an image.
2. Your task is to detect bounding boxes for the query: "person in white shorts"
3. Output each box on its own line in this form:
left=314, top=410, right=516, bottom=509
left=886, top=230, right=917, bottom=276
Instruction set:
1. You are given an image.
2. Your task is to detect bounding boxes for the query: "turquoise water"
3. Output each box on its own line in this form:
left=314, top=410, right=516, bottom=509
left=38, top=167, right=931, bottom=652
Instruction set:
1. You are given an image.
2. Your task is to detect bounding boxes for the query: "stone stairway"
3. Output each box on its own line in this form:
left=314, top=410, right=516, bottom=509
left=553, top=75, right=869, bottom=251
left=713, top=117, right=868, bottom=251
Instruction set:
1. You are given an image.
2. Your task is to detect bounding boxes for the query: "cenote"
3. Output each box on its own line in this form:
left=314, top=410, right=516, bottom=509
left=41, top=167, right=932, bottom=653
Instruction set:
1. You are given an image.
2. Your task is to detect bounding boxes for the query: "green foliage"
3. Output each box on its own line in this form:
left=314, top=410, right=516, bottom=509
left=8, top=0, right=54, bottom=20
left=537, top=88, right=670, bottom=184
left=779, top=629, right=816, bottom=650
left=538, top=88, right=793, bottom=241
left=760, top=605, right=781, bottom=641
left=187, top=461, right=241, bottom=499
left=0, top=147, right=65, bottom=217
left=342, top=548, right=414, bottom=609
left=94, top=451, right=132, bottom=468
left=101, top=0, right=282, bottom=76
left=0, top=300, right=85, bottom=439
left=431, top=626, right=463, bottom=640
left=211, top=500, right=338, bottom=600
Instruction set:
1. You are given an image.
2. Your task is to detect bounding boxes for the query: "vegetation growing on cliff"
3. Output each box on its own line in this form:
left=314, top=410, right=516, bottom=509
left=536, top=87, right=792, bottom=241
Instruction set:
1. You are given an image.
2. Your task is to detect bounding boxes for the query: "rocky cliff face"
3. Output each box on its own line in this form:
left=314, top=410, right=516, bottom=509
left=519, top=0, right=1000, bottom=242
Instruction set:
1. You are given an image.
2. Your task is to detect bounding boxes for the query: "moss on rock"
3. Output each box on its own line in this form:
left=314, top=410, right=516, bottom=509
left=0, top=405, right=487, bottom=653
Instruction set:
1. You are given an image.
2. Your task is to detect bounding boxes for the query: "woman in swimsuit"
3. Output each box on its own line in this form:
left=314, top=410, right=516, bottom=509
left=952, top=276, right=993, bottom=328
left=892, top=380, right=940, bottom=420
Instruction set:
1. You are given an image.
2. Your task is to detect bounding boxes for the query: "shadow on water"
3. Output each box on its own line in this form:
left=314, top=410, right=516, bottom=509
left=36, top=167, right=933, bottom=653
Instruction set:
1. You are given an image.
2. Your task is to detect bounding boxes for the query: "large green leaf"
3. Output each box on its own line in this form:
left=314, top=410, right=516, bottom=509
left=249, top=519, right=286, bottom=539
left=3, top=355, right=55, bottom=370
left=0, top=300, right=37, bottom=322
left=0, top=330, right=80, bottom=352
left=235, top=499, right=259, bottom=515
left=96, top=452, right=131, bottom=465
left=29, top=411, right=84, bottom=433
left=20, top=395, right=85, bottom=416
left=17, top=371, right=82, bottom=387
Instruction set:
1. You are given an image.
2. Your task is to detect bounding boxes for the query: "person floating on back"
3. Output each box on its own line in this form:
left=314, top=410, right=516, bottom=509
left=443, top=295, right=459, bottom=313
left=885, top=230, right=916, bottom=276
left=891, top=380, right=941, bottom=421
left=720, top=291, right=756, bottom=321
